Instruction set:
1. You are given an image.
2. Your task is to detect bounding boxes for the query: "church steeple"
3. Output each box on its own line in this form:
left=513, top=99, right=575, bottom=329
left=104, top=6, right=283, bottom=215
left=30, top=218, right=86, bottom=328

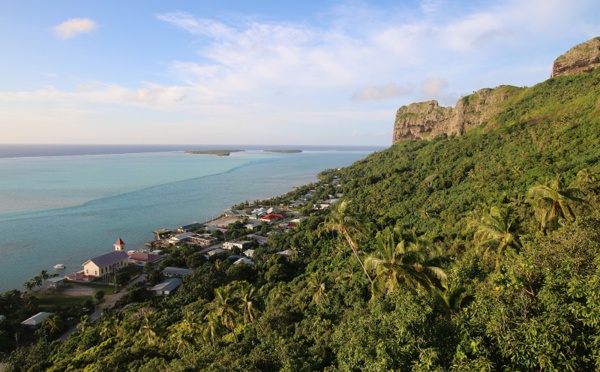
left=114, top=237, right=126, bottom=251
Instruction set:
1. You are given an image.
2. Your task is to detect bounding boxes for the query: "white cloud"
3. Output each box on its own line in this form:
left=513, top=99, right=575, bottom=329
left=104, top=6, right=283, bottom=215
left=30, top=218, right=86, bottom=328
left=422, top=78, right=448, bottom=100
left=53, top=18, right=97, bottom=39
left=2, top=1, right=598, bottom=144
left=352, top=84, right=412, bottom=101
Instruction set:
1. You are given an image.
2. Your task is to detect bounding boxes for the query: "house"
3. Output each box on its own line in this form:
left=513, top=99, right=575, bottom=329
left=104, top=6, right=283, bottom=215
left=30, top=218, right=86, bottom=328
left=247, top=234, right=269, bottom=246
left=224, top=210, right=249, bottom=218
left=178, top=222, right=203, bottom=233
left=243, top=249, right=255, bottom=258
left=168, top=232, right=196, bottom=245
left=21, top=312, right=54, bottom=329
left=150, top=278, right=182, bottom=296
left=207, top=248, right=224, bottom=256
left=128, top=252, right=163, bottom=266
left=46, top=276, right=65, bottom=289
left=233, top=257, right=254, bottom=266
left=259, top=213, right=284, bottom=223
left=223, top=240, right=251, bottom=250
left=162, top=267, right=193, bottom=278
left=82, top=251, right=129, bottom=278
left=189, top=233, right=218, bottom=247
left=245, top=220, right=264, bottom=230
left=276, top=250, right=291, bottom=258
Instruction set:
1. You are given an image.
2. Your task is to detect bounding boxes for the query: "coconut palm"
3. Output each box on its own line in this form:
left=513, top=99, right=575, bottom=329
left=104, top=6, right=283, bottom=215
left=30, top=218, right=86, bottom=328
left=23, top=280, right=35, bottom=293
left=33, top=275, right=43, bottom=288
left=208, top=285, right=240, bottom=342
left=39, top=270, right=50, bottom=287
left=202, top=312, right=223, bottom=352
left=77, top=315, right=90, bottom=333
left=528, top=175, right=583, bottom=233
left=365, top=227, right=447, bottom=299
left=321, top=200, right=373, bottom=285
left=236, top=282, right=262, bottom=328
left=306, top=272, right=328, bottom=305
left=431, top=284, right=473, bottom=321
left=469, top=205, right=521, bottom=258
left=41, top=315, right=64, bottom=338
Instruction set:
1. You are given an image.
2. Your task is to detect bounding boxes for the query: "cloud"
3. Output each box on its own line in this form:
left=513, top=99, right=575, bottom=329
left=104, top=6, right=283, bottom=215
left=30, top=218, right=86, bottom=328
left=352, top=84, right=412, bottom=101
left=422, top=78, right=448, bottom=100
left=53, top=18, right=97, bottom=39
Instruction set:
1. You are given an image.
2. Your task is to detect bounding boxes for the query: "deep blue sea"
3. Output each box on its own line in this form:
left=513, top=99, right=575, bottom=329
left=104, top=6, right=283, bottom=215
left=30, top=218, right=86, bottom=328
left=0, top=144, right=381, bottom=293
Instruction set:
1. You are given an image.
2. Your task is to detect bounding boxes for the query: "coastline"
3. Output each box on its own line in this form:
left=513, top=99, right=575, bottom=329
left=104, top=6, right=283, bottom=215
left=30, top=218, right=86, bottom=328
left=0, top=148, right=374, bottom=294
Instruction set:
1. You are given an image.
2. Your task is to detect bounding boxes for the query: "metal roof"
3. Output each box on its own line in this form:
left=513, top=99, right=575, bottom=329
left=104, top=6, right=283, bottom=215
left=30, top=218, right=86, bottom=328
left=150, top=278, right=182, bottom=293
left=84, top=250, right=129, bottom=268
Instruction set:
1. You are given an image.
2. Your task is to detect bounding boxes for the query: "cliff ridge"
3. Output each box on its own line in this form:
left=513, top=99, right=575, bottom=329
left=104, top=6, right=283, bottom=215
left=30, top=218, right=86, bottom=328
left=393, top=37, right=600, bottom=144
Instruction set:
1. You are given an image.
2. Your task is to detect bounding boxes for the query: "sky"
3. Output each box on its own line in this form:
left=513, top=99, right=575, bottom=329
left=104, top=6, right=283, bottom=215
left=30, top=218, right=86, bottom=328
left=1, top=0, right=599, bottom=146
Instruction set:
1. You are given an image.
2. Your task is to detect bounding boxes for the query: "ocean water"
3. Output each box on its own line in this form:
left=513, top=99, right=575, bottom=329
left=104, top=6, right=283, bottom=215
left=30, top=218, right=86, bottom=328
left=0, top=146, right=378, bottom=293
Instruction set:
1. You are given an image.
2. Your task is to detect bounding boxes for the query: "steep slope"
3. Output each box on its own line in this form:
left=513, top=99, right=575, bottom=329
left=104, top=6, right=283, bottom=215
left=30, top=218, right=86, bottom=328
left=5, top=39, right=600, bottom=372
left=393, top=36, right=600, bottom=143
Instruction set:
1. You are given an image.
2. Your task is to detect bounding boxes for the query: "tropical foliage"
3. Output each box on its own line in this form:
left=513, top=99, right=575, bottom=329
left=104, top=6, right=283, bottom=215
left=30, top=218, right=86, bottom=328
left=2, top=66, right=600, bottom=371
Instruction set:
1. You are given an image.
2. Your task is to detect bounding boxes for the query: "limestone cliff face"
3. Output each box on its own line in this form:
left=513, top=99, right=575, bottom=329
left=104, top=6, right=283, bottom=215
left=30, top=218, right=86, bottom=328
left=551, top=37, right=600, bottom=78
left=393, top=87, right=517, bottom=143
left=393, top=37, right=600, bottom=144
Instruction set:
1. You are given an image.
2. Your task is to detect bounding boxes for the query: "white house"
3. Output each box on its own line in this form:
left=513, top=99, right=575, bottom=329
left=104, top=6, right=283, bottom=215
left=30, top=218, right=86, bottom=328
left=21, top=312, right=54, bottom=329
left=46, top=276, right=65, bottom=289
left=162, top=267, right=193, bottom=278
left=168, top=232, right=196, bottom=245
left=233, top=257, right=254, bottom=266
left=150, top=278, right=182, bottom=296
left=82, top=251, right=129, bottom=278
left=222, top=241, right=251, bottom=250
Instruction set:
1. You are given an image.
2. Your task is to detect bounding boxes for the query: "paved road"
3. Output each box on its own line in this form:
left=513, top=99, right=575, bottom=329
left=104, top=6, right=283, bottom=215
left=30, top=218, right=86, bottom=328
left=60, top=274, right=146, bottom=341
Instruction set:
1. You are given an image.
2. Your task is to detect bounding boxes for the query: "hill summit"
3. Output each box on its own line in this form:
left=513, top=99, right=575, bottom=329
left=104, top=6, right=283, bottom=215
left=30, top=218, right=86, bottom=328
left=393, top=36, right=600, bottom=143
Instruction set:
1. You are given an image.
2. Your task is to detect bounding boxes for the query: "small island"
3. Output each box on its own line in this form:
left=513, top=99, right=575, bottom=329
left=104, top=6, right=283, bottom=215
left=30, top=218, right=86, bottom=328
left=185, top=150, right=244, bottom=157
left=264, top=149, right=302, bottom=153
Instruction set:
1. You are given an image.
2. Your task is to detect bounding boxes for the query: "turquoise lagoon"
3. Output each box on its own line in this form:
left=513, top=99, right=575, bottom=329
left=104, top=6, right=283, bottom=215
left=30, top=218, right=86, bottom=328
left=0, top=148, right=375, bottom=293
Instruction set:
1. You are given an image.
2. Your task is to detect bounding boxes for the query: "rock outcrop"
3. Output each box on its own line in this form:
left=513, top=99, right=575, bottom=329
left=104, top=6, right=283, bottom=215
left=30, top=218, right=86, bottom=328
left=393, top=37, right=600, bottom=144
left=393, top=86, right=518, bottom=142
left=551, top=37, right=600, bottom=78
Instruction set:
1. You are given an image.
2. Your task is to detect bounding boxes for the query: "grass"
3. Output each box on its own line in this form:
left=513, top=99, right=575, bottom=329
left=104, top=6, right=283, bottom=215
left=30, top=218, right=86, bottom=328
left=75, top=282, right=118, bottom=295
left=34, top=293, right=91, bottom=308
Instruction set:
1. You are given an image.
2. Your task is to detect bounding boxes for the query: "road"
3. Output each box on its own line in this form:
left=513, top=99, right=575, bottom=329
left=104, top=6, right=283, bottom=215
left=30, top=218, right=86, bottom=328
left=60, top=274, right=146, bottom=341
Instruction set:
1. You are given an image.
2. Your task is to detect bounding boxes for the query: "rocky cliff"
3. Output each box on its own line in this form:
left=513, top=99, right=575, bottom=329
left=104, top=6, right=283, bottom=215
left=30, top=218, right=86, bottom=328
left=393, top=37, right=600, bottom=144
left=393, top=86, right=518, bottom=142
left=551, top=37, right=600, bottom=78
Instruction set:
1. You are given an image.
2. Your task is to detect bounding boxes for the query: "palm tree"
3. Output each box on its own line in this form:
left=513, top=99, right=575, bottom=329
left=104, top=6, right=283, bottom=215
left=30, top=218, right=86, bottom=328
left=77, top=315, right=90, bottom=333
left=41, top=315, right=64, bottom=338
left=365, top=227, right=447, bottom=299
left=431, top=284, right=472, bottom=321
left=39, top=270, right=50, bottom=287
left=321, top=200, right=373, bottom=285
left=236, top=282, right=262, bottom=328
left=306, top=272, right=328, bottom=305
left=33, top=275, right=43, bottom=288
left=528, top=175, right=583, bottom=233
left=469, top=205, right=521, bottom=260
left=208, top=285, right=240, bottom=342
left=202, top=312, right=224, bottom=352
left=23, top=280, right=35, bottom=293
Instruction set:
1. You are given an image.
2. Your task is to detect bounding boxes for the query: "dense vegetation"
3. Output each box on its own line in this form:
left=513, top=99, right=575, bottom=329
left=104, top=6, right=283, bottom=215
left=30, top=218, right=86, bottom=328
left=4, top=68, right=600, bottom=371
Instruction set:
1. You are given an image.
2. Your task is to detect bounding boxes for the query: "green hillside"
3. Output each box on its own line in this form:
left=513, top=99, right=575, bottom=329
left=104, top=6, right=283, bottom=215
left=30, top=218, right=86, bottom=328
left=4, top=68, right=600, bottom=371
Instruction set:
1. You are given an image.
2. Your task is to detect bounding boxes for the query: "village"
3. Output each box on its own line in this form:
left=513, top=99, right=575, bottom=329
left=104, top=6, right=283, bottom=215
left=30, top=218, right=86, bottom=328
left=3, top=176, right=344, bottom=346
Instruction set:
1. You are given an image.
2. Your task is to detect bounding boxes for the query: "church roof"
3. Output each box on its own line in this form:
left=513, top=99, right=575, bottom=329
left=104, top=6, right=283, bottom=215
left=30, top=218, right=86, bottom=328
left=84, top=251, right=129, bottom=268
left=115, top=237, right=125, bottom=246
